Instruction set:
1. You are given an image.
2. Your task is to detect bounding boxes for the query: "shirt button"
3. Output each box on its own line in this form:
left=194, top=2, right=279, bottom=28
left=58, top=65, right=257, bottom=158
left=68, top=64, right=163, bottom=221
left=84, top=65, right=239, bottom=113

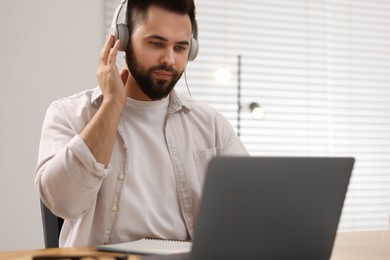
left=118, top=174, right=125, bottom=180
left=111, top=205, right=118, bottom=212
left=122, top=143, right=128, bottom=151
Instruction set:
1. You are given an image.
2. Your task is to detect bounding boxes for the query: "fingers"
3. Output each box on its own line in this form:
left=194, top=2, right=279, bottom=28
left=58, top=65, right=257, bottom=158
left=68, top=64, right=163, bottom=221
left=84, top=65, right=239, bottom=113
left=99, top=35, right=121, bottom=65
left=107, top=39, right=121, bottom=65
left=99, top=35, right=113, bottom=65
left=96, top=35, right=126, bottom=103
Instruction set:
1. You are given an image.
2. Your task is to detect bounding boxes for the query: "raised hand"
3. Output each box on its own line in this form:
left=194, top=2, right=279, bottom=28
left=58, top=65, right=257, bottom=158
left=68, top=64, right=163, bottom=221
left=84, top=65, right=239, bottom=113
left=79, top=35, right=129, bottom=167
left=96, top=34, right=128, bottom=106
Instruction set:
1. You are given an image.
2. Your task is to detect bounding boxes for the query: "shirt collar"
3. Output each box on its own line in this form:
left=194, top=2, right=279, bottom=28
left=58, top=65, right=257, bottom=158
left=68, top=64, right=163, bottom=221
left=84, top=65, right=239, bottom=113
left=91, top=86, right=103, bottom=106
left=168, top=90, right=192, bottom=113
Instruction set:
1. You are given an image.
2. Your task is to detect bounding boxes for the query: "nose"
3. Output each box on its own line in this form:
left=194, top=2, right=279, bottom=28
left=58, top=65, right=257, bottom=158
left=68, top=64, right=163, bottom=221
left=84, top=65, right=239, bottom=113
left=160, top=48, right=175, bottom=66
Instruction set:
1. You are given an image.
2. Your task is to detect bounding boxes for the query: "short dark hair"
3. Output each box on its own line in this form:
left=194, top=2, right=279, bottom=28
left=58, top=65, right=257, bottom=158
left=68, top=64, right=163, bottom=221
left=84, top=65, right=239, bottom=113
left=125, top=0, right=196, bottom=36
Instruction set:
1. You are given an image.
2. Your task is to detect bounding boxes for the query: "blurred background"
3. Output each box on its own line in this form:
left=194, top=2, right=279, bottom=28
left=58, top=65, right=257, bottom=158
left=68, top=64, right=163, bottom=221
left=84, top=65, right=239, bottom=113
left=1, top=0, right=389, bottom=251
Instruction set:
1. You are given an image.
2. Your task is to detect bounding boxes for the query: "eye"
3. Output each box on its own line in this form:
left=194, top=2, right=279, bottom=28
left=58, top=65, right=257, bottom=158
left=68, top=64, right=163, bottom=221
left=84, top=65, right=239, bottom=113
left=174, top=45, right=187, bottom=52
left=149, top=41, right=163, bottom=48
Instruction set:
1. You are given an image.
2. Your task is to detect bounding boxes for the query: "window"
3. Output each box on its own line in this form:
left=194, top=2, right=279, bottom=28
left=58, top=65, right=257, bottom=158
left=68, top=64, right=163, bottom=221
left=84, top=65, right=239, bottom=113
left=105, top=0, right=390, bottom=231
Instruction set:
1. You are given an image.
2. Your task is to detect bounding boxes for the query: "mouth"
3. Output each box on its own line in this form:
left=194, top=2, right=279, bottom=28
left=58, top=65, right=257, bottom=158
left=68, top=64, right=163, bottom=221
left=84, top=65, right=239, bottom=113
left=153, top=70, right=173, bottom=80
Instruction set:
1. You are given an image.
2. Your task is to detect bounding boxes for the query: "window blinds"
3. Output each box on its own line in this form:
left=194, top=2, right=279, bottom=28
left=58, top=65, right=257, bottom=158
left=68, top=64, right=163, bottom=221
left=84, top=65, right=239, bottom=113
left=104, top=0, right=390, bottom=231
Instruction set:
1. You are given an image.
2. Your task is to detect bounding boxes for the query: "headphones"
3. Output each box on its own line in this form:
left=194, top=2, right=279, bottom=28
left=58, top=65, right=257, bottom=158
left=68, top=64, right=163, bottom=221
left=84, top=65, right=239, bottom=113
left=109, top=0, right=199, bottom=61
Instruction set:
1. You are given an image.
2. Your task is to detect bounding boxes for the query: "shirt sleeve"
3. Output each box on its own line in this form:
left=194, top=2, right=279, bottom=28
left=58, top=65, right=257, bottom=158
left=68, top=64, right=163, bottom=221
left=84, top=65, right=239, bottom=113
left=218, top=114, right=249, bottom=156
left=35, top=101, right=110, bottom=220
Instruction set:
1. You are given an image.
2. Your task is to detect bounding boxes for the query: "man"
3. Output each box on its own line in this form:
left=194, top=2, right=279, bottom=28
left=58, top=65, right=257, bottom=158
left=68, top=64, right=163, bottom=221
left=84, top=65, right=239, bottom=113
left=35, top=0, right=248, bottom=247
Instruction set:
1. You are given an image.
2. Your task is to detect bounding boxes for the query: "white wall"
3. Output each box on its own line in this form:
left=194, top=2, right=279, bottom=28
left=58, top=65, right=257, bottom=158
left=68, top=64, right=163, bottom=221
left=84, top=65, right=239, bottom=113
left=0, top=0, right=104, bottom=251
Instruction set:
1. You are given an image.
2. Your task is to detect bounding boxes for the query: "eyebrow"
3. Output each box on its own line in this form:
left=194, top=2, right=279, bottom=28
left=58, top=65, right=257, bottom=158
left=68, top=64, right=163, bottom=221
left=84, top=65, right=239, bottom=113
left=145, top=34, right=190, bottom=46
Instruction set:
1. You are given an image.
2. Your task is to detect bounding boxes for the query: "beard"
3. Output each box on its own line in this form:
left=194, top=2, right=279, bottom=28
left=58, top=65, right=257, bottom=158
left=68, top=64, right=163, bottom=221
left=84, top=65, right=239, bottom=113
left=126, top=49, right=184, bottom=100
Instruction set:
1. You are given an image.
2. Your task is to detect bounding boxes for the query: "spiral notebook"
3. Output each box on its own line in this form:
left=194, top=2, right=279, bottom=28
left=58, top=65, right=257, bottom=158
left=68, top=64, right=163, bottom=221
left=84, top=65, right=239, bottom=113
left=96, top=238, right=191, bottom=255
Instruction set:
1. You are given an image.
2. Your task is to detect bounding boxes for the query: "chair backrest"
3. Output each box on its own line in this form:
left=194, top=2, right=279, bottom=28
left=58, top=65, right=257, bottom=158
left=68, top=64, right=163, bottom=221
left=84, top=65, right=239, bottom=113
left=40, top=200, right=64, bottom=248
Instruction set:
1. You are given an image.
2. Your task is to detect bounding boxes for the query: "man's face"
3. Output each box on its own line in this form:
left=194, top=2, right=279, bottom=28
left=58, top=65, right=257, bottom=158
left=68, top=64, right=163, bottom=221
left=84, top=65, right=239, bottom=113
left=126, top=5, right=192, bottom=100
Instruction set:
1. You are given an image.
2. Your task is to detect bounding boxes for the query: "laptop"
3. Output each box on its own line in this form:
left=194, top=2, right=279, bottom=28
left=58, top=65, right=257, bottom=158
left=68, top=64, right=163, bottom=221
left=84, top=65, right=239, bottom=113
left=140, top=156, right=354, bottom=260
left=189, top=156, right=354, bottom=260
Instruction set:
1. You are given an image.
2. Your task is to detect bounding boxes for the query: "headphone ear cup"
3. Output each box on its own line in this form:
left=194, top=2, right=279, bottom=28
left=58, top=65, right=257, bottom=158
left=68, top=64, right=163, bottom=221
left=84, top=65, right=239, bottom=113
left=188, top=37, right=199, bottom=61
left=116, top=23, right=129, bottom=51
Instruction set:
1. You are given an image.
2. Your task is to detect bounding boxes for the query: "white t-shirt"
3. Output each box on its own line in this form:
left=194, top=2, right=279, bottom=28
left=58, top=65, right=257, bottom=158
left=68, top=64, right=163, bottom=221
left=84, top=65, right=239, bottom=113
left=114, top=96, right=188, bottom=241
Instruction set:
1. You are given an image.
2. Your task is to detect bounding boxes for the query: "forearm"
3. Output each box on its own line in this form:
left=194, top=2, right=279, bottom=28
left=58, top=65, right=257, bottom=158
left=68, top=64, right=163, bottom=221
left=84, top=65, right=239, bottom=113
left=80, top=98, right=124, bottom=167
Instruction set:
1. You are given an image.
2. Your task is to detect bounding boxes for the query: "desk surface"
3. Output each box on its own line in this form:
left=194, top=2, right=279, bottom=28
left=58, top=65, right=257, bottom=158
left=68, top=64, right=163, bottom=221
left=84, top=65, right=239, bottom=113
left=331, top=230, right=390, bottom=259
left=1, top=230, right=390, bottom=260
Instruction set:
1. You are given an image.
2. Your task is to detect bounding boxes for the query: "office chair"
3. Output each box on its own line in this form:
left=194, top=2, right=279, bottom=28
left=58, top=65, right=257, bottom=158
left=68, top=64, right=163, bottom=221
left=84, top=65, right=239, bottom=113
left=40, top=200, right=64, bottom=248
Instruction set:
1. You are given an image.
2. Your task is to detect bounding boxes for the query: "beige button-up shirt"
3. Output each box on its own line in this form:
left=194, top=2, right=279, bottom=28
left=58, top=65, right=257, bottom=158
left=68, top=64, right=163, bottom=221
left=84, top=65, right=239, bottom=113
left=35, top=87, right=248, bottom=247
